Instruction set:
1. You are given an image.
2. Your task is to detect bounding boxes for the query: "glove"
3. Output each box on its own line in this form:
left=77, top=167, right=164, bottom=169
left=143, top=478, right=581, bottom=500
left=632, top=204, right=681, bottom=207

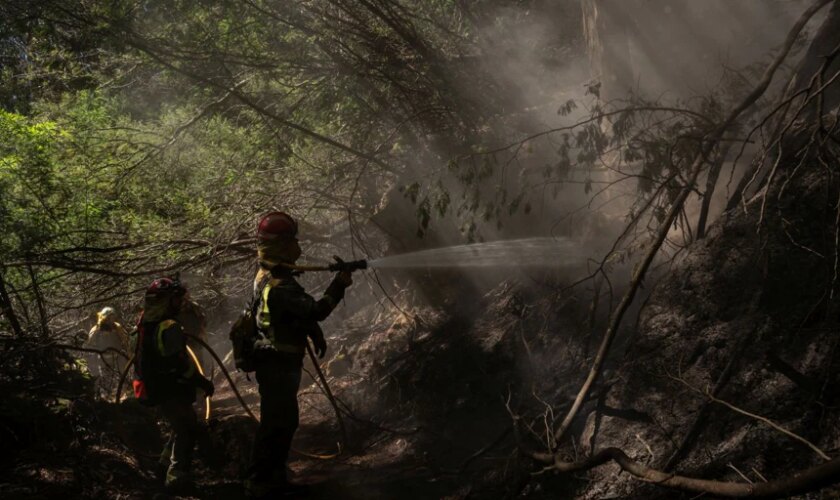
left=197, top=376, right=215, bottom=397
left=311, top=333, right=328, bottom=359
left=324, top=271, right=352, bottom=303
left=336, top=271, right=353, bottom=288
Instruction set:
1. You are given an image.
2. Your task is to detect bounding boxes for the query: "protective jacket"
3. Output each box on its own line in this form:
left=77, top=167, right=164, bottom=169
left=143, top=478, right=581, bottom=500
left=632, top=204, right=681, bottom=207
left=254, top=268, right=344, bottom=364
left=84, top=321, right=129, bottom=374
left=86, top=321, right=129, bottom=355
left=246, top=266, right=346, bottom=496
left=135, top=318, right=198, bottom=404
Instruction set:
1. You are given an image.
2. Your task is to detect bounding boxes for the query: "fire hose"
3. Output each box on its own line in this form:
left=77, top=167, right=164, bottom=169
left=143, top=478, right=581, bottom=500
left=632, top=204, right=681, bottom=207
left=185, top=345, right=211, bottom=421
left=114, top=352, right=212, bottom=420
left=279, top=257, right=367, bottom=274
left=111, top=256, right=364, bottom=457
left=114, top=333, right=344, bottom=459
left=115, top=336, right=257, bottom=421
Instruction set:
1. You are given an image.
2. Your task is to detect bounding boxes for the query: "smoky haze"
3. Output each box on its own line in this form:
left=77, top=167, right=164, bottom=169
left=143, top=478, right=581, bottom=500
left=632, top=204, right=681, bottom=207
left=345, top=0, right=822, bottom=316
left=452, top=0, right=811, bottom=246
left=160, top=1, right=824, bottom=347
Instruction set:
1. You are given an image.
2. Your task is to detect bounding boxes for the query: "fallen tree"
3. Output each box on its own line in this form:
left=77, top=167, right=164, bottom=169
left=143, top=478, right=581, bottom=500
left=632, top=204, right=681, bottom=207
left=533, top=447, right=840, bottom=499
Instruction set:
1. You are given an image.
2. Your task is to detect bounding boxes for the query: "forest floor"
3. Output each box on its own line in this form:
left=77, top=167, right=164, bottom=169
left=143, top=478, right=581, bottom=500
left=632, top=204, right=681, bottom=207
left=180, top=370, right=469, bottom=500
left=10, top=256, right=840, bottom=500
left=3, top=273, right=586, bottom=500
left=1, top=314, right=510, bottom=500
left=0, top=368, right=460, bottom=500
left=0, top=277, right=598, bottom=499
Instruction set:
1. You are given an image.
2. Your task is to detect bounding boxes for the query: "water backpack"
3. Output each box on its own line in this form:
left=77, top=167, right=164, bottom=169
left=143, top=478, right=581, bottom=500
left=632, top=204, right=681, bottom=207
left=133, top=315, right=183, bottom=405
left=228, top=278, right=265, bottom=373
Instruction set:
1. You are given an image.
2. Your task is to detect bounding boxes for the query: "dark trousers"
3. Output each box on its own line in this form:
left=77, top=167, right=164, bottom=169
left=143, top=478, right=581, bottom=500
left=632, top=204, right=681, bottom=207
left=159, top=398, right=198, bottom=477
left=247, top=357, right=302, bottom=485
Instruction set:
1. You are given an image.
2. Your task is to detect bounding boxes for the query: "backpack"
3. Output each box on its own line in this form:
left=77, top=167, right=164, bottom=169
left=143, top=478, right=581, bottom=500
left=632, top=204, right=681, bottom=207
left=132, top=315, right=159, bottom=406
left=228, top=278, right=265, bottom=372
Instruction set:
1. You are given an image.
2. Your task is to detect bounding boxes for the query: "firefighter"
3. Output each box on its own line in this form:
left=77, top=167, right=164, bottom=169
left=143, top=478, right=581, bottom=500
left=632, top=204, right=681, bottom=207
left=244, top=212, right=352, bottom=498
left=84, top=306, right=129, bottom=395
left=134, top=277, right=215, bottom=492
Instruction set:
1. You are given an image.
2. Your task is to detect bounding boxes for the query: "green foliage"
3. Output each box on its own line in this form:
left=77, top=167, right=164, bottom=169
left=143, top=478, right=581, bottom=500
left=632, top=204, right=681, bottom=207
left=0, top=0, right=742, bottom=333
left=0, top=83, right=308, bottom=327
left=0, top=109, right=74, bottom=256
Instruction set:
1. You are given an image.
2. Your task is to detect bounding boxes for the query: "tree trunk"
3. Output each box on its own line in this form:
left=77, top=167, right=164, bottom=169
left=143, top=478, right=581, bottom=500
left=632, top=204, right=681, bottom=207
left=27, top=264, right=49, bottom=339
left=581, top=0, right=635, bottom=101
left=0, top=267, right=23, bottom=337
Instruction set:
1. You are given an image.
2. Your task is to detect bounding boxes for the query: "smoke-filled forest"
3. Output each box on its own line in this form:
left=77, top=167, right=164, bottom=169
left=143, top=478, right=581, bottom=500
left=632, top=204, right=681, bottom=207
left=3, top=0, right=840, bottom=498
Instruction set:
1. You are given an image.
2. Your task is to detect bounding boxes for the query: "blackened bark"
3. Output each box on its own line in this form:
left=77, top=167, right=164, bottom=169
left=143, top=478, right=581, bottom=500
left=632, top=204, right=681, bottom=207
left=0, top=266, right=23, bottom=337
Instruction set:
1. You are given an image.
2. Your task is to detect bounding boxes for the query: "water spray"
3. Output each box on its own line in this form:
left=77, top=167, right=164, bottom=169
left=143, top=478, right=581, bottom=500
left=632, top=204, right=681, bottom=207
left=280, top=237, right=585, bottom=273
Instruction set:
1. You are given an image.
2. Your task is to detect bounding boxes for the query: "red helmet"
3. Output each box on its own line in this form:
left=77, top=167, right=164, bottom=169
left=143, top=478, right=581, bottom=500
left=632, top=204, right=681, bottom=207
left=145, top=277, right=185, bottom=298
left=257, top=211, right=298, bottom=241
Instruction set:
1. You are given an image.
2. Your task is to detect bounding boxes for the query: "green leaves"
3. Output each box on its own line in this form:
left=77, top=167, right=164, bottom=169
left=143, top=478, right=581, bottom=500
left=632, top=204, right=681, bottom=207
left=0, top=110, right=64, bottom=255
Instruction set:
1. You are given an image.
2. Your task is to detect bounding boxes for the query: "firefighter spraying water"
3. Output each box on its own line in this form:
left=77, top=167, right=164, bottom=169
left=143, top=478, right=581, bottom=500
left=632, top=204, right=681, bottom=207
left=236, top=211, right=356, bottom=499
left=121, top=209, right=583, bottom=498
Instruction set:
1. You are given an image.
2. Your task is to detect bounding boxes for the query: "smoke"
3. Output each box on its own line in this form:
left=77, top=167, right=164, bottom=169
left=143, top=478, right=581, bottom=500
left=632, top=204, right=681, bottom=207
left=169, top=1, right=828, bottom=344
left=367, top=237, right=587, bottom=269
left=345, top=0, right=831, bottom=318
left=139, top=2, right=827, bottom=338
left=452, top=0, right=815, bottom=245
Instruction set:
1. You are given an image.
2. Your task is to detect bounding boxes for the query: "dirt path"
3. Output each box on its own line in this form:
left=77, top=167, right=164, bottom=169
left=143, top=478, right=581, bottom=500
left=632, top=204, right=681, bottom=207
left=175, top=367, right=461, bottom=500
left=69, top=352, right=443, bottom=500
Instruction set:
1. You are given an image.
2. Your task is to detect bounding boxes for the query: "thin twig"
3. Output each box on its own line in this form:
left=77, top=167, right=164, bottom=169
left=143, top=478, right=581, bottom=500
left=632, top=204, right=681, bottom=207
left=674, top=376, right=831, bottom=462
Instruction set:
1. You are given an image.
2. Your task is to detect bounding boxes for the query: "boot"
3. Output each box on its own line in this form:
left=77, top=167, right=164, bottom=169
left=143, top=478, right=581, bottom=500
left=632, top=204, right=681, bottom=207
left=165, top=466, right=195, bottom=495
left=275, top=467, right=309, bottom=497
left=244, top=476, right=308, bottom=499
left=156, top=438, right=174, bottom=481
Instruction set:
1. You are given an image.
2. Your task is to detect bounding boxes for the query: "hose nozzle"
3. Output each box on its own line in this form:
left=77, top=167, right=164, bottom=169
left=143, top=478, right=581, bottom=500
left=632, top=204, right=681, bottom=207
left=328, top=256, right=368, bottom=273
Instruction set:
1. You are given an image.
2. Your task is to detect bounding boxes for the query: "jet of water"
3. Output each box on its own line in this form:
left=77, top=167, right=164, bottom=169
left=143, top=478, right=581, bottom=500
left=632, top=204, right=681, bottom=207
left=366, top=237, right=586, bottom=269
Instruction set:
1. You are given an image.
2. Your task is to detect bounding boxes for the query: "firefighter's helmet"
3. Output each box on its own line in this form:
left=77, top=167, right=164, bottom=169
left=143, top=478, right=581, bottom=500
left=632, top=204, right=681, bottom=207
left=257, top=212, right=298, bottom=241
left=145, top=277, right=186, bottom=299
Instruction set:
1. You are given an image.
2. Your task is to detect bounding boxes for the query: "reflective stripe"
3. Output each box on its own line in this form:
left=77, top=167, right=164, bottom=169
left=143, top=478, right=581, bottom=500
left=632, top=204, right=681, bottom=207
left=258, top=278, right=283, bottom=343
left=156, top=319, right=176, bottom=355
left=258, top=280, right=275, bottom=331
